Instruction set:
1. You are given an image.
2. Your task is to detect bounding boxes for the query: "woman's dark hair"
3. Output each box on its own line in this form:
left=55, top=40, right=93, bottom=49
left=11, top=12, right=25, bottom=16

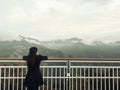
left=29, top=47, right=37, bottom=55
left=28, top=47, right=38, bottom=65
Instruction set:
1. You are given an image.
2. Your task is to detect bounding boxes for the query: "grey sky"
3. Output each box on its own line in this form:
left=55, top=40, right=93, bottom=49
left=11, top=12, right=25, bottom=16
left=0, top=0, right=120, bottom=42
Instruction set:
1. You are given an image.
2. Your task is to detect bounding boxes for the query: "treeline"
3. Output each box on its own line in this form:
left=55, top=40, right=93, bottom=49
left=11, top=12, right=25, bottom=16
left=0, top=40, right=65, bottom=58
left=52, top=43, right=120, bottom=58
left=0, top=39, right=120, bottom=58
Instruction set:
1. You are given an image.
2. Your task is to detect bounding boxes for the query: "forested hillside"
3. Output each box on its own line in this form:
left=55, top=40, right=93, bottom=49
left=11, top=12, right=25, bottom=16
left=0, top=36, right=120, bottom=58
left=0, top=40, right=65, bottom=58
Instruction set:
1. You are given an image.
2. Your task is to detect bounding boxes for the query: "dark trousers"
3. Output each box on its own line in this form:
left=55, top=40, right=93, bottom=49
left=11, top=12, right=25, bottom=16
left=27, top=86, right=39, bottom=90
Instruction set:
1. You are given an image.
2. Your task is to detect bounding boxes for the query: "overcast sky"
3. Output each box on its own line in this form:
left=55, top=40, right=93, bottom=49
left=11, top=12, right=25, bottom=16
left=0, top=0, right=120, bottom=42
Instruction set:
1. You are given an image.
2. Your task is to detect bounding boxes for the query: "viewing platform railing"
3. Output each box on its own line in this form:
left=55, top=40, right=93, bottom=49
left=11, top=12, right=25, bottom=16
left=0, top=58, right=120, bottom=90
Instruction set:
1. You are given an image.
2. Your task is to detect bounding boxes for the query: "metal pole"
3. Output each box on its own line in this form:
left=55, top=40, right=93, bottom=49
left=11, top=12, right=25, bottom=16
left=66, top=60, right=71, bottom=90
left=0, top=67, right=1, bottom=90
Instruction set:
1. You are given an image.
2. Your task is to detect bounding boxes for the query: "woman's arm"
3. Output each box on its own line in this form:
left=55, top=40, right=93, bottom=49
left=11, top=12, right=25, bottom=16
left=40, top=55, right=48, bottom=60
left=23, top=56, right=28, bottom=60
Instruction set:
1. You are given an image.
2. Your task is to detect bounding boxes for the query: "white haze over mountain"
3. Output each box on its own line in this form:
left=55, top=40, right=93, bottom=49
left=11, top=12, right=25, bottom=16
left=0, top=0, right=120, bottom=42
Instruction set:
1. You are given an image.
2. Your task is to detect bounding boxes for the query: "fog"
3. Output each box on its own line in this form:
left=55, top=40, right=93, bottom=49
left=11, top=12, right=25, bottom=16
left=0, top=0, right=120, bottom=42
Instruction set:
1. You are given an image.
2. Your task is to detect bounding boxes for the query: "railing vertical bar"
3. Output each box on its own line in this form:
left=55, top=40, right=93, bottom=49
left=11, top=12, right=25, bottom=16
left=13, top=68, right=15, bottom=90
left=21, top=67, right=24, bottom=90
left=17, top=68, right=20, bottom=90
left=59, top=68, right=61, bottom=90
left=71, top=67, right=74, bottom=90
left=92, top=68, right=94, bottom=90
left=8, top=67, right=10, bottom=90
left=88, top=68, right=90, bottom=90
left=80, top=68, right=82, bottom=90
left=66, top=61, right=68, bottom=90
left=109, top=68, right=110, bottom=90
left=26, top=67, right=28, bottom=90
left=113, top=68, right=114, bottom=90
left=100, top=68, right=102, bottom=90
left=118, top=68, right=119, bottom=90
left=47, top=68, right=49, bottom=90
left=68, top=60, right=71, bottom=90
left=66, top=66, right=67, bottom=90
left=55, top=68, right=57, bottom=90
left=20, top=67, right=22, bottom=90
left=19, top=67, right=21, bottom=90
left=96, top=68, right=97, bottom=90
left=6, top=68, right=8, bottom=90
left=117, top=68, right=118, bottom=90
left=0, top=67, right=1, bottom=90
left=3, top=68, right=4, bottom=90
left=105, top=68, right=106, bottom=90
left=76, top=67, right=77, bottom=90
left=63, top=67, right=65, bottom=90
left=42, top=67, right=45, bottom=90
left=4, top=68, right=6, bottom=90
left=71, top=67, right=73, bottom=90
left=51, top=68, right=53, bottom=90
left=96, top=68, right=98, bottom=90
left=48, top=67, right=50, bottom=90
left=69, top=66, right=71, bottom=90
left=84, top=68, right=86, bottom=90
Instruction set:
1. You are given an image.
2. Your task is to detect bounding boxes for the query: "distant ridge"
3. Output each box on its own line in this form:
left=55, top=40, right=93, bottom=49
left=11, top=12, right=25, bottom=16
left=0, top=35, right=120, bottom=58
left=0, top=40, right=65, bottom=58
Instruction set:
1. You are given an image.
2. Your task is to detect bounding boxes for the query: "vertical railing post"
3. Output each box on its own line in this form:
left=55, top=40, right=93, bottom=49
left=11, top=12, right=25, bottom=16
left=66, top=59, right=71, bottom=90
left=0, top=67, right=1, bottom=90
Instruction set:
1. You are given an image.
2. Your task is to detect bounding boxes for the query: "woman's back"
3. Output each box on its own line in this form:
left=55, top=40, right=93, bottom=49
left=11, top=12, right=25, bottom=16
left=23, top=55, right=42, bottom=72
left=23, top=47, right=48, bottom=90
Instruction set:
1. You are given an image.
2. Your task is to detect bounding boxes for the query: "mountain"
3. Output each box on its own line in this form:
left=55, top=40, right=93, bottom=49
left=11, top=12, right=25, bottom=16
left=55, top=41, right=120, bottom=58
left=1, top=35, right=120, bottom=58
left=0, top=40, right=65, bottom=58
left=19, top=35, right=84, bottom=47
left=18, top=35, right=85, bottom=50
left=39, top=38, right=120, bottom=58
left=18, top=35, right=120, bottom=58
left=40, top=37, right=84, bottom=50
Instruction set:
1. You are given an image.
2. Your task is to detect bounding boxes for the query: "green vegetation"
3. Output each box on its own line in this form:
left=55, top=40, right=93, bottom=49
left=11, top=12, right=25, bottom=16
left=0, top=40, right=65, bottom=58
left=56, top=43, right=120, bottom=58
left=0, top=37, right=120, bottom=58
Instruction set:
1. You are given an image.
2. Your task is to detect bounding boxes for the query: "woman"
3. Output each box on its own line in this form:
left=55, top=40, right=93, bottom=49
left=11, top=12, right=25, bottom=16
left=23, top=47, right=48, bottom=90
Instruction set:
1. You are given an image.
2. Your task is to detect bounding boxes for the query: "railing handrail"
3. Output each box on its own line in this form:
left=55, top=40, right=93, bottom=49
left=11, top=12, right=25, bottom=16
left=0, top=58, right=120, bottom=61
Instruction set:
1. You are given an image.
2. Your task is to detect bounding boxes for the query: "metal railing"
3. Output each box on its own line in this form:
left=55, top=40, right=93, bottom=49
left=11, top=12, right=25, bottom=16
left=0, top=58, right=120, bottom=90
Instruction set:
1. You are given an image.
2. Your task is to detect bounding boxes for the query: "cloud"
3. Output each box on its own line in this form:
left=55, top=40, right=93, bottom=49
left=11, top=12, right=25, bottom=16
left=0, top=0, right=120, bottom=41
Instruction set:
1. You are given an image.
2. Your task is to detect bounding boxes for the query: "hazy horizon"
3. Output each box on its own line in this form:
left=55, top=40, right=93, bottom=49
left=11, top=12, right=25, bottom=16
left=0, top=0, right=120, bottom=42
